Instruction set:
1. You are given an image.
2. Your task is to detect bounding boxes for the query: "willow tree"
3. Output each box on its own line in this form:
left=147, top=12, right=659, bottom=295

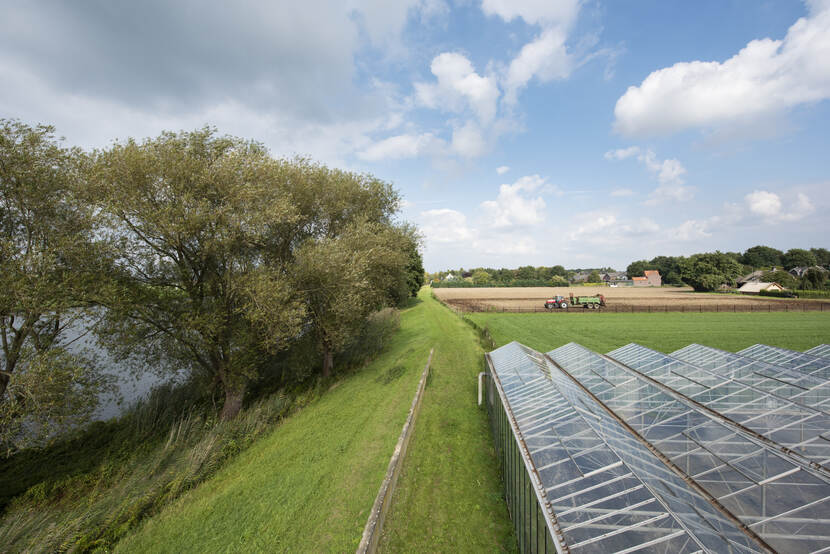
left=87, top=129, right=408, bottom=419
left=87, top=129, right=310, bottom=420
left=0, top=120, right=110, bottom=452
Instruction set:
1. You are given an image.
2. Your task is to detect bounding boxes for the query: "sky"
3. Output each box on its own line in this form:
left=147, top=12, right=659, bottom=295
left=1, top=0, right=828, bottom=271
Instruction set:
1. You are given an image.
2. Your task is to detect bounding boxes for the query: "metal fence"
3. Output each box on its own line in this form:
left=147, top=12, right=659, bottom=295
left=485, top=354, right=564, bottom=554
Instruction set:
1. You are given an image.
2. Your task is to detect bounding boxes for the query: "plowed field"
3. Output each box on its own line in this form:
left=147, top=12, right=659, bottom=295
left=433, top=286, right=829, bottom=312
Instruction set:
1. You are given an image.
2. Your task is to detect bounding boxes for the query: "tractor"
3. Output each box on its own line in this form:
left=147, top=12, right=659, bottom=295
left=545, top=293, right=606, bottom=310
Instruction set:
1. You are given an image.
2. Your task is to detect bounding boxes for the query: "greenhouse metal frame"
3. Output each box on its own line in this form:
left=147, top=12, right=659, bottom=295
left=485, top=341, right=830, bottom=553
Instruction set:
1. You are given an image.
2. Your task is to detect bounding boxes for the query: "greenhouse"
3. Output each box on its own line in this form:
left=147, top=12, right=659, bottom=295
left=485, top=341, right=830, bottom=553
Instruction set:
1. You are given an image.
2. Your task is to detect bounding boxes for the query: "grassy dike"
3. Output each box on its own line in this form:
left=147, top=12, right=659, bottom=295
left=468, top=311, right=830, bottom=353
left=117, top=289, right=514, bottom=552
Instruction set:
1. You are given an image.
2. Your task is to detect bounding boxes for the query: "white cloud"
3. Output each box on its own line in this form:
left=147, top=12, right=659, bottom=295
left=357, top=132, right=444, bottom=160
left=451, top=121, right=489, bottom=158
left=610, top=188, right=634, bottom=197
left=605, top=147, right=692, bottom=204
left=504, top=27, right=572, bottom=104
left=481, top=0, right=581, bottom=27
left=604, top=146, right=640, bottom=161
left=614, top=2, right=830, bottom=136
left=496, top=165, right=510, bottom=175
left=419, top=209, right=475, bottom=243
left=481, top=175, right=549, bottom=228
left=415, top=52, right=500, bottom=124
left=745, top=190, right=815, bottom=222
left=666, top=219, right=711, bottom=241
left=567, top=211, right=660, bottom=245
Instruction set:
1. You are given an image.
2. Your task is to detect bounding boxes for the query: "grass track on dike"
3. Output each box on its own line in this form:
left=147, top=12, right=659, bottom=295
left=117, top=288, right=515, bottom=553
left=468, top=311, right=830, bottom=354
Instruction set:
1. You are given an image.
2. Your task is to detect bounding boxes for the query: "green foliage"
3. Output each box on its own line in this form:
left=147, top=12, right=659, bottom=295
left=85, top=128, right=410, bottom=418
left=587, top=270, right=601, bottom=283
left=549, top=275, right=568, bottom=286
left=679, top=252, right=744, bottom=291
left=800, top=268, right=828, bottom=290
left=761, top=270, right=798, bottom=289
left=626, top=260, right=651, bottom=277
left=471, top=269, right=491, bottom=285
left=741, top=245, right=783, bottom=268
left=0, top=382, right=292, bottom=552
left=783, top=248, right=817, bottom=269
left=811, top=248, right=830, bottom=267
left=0, top=119, right=112, bottom=454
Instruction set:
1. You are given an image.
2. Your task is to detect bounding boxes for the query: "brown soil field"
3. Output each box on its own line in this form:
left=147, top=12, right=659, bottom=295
left=432, top=286, right=830, bottom=313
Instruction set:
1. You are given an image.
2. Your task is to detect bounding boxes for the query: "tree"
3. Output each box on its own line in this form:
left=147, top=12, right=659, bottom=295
left=810, top=248, right=830, bottom=268
left=741, top=245, right=783, bottom=268
left=679, top=252, right=744, bottom=291
left=0, top=120, right=112, bottom=452
left=86, top=129, right=311, bottom=420
left=515, top=265, right=536, bottom=280
left=402, top=235, right=425, bottom=298
left=782, top=248, right=817, bottom=270
left=549, top=275, right=568, bottom=286
left=87, top=129, right=405, bottom=419
left=800, top=268, right=828, bottom=290
left=587, top=270, right=601, bottom=283
left=471, top=270, right=491, bottom=285
left=626, top=260, right=650, bottom=277
left=760, top=270, right=797, bottom=289
left=293, top=222, right=409, bottom=378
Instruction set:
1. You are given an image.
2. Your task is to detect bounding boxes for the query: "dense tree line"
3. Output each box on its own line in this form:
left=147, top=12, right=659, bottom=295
left=1, top=121, right=422, bottom=451
left=627, top=245, right=830, bottom=292
left=429, top=264, right=614, bottom=286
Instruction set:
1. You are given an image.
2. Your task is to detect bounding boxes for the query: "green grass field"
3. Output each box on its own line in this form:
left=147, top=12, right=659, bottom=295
left=468, top=311, right=830, bottom=354
left=116, top=288, right=514, bottom=553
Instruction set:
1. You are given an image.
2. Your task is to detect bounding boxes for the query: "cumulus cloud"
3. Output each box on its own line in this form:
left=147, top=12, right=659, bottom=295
left=496, top=165, right=510, bottom=175
left=483, top=1, right=582, bottom=105
left=745, top=190, right=815, bottom=222
left=605, top=146, right=692, bottom=204
left=481, top=175, right=549, bottom=228
left=419, top=209, right=475, bottom=243
left=567, top=211, right=660, bottom=245
left=614, top=2, right=830, bottom=136
left=504, top=27, right=573, bottom=104
left=666, top=220, right=711, bottom=241
left=357, top=132, right=444, bottom=161
left=415, top=52, right=500, bottom=124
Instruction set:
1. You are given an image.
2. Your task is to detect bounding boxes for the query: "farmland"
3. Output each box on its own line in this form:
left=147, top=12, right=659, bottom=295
left=434, top=286, right=830, bottom=312
left=467, top=310, right=830, bottom=354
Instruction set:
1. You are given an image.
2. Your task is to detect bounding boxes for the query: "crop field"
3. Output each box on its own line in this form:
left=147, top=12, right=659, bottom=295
left=467, top=311, right=830, bottom=354
left=434, top=286, right=829, bottom=313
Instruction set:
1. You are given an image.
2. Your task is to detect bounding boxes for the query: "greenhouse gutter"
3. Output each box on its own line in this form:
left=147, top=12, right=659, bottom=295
left=542, top=353, right=775, bottom=554
left=485, top=352, right=571, bottom=554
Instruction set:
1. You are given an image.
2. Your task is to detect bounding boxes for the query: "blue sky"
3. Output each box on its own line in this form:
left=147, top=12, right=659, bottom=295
left=1, top=0, right=828, bottom=271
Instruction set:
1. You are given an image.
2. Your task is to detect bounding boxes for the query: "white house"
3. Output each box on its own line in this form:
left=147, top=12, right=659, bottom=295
left=737, top=282, right=784, bottom=294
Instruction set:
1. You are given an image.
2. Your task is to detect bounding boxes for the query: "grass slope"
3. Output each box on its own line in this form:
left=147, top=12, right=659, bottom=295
left=378, top=294, right=516, bottom=552
left=468, top=311, right=830, bottom=354
left=118, top=289, right=513, bottom=552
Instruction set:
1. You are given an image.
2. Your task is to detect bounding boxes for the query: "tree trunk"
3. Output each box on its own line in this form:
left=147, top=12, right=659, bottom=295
left=220, top=382, right=246, bottom=421
left=322, top=346, right=334, bottom=379
left=0, top=371, right=9, bottom=403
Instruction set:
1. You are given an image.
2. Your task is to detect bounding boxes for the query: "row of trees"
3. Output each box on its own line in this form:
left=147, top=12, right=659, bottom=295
left=1, top=121, right=423, bottom=451
left=429, top=265, right=613, bottom=286
left=628, top=245, right=830, bottom=292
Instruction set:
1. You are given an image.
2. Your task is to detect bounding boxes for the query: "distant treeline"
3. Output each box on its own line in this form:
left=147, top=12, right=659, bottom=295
left=430, top=245, right=829, bottom=293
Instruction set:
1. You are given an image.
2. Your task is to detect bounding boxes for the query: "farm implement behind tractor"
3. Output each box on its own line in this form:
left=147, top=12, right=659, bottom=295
left=544, top=293, right=606, bottom=310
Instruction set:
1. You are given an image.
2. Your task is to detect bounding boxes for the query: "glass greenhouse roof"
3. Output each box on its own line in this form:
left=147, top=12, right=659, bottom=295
left=739, top=344, right=830, bottom=381
left=486, top=340, right=830, bottom=554
left=806, top=344, right=830, bottom=359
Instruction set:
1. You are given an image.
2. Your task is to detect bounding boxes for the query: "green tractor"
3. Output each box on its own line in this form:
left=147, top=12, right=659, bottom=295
left=544, top=293, right=606, bottom=310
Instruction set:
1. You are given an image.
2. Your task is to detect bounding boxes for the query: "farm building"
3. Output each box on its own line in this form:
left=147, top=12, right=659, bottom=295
left=737, top=281, right=784, bottom=294
left=484, top=340, right=830, bottom=553
left=632, top=270, right=661, bottom=287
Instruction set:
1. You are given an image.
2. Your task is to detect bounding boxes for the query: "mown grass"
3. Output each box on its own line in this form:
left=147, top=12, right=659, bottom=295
left=468, top=311, right=830, bottom=354
left=377, top=292, right=516, bottom=552
left=116, top=288, right=514, bottom=552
